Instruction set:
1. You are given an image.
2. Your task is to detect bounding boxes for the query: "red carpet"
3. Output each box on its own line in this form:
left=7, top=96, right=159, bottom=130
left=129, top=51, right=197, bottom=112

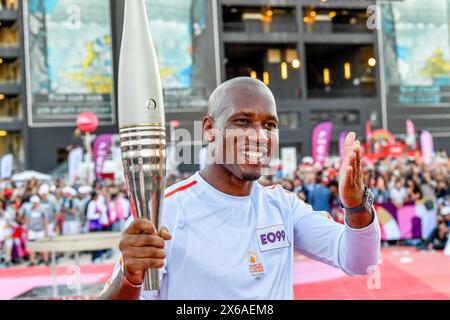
left=294, top=248, right=450, bottom=300
left=0, top=247, right=449, bottom=299
left=0, top=264, right=114, bottom=299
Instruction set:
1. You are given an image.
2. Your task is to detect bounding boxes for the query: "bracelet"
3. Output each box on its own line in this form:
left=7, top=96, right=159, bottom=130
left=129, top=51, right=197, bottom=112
left=122, top=273, right=143, bottom=288
left=119, top=256, right=143, bottom=288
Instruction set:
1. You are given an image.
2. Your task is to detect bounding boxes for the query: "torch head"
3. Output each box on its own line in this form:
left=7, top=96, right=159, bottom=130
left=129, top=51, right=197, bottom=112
left=118, top=0, right=165, bottom=129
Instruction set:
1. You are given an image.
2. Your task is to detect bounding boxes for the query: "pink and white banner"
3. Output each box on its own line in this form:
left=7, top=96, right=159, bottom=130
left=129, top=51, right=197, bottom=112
left=93, top=134, right=113, bottom=180
left=67, top=148, right=83, bottom=185
left=312, top=121, right=333, bottom=167
left=406, top=119, right=417, bottom=149
left=375, top=202, right=430, bottom=241
left=420, top=130, right=434, bottom=165
left=365, top=120, right=372, bottom=141
left=338, top=131, right=347, bottom=163
left=0, top=154, right=13, bottom=180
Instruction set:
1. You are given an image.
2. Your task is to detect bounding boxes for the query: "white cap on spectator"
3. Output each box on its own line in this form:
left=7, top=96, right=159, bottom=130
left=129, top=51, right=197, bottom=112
left=62, top=186, right=77, bottom=196
left=79, top=185, right=92, bottom=194
left=62, top=186, right=72, bottom=194
left=30, top=195, right=40, bottom=204
left=441, top=206, right=450, bottom=216
left=302, top=157, right=314, bottom=165
left=39, top=184, right=50, bottom=195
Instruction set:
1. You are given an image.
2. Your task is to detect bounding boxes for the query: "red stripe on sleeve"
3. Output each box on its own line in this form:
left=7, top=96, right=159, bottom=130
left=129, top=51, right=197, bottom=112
left=164, top=180, right=198, bottom=199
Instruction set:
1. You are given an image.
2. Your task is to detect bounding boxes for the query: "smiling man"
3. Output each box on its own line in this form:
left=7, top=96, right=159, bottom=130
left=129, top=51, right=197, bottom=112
left=100, top=77, right=381, bottom=300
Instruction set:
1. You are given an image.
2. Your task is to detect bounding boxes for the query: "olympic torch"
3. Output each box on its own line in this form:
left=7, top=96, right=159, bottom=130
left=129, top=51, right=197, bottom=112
left=118, top=0, right=166, bottom=291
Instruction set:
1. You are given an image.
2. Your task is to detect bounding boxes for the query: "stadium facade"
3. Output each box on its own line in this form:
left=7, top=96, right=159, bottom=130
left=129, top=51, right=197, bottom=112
left=0, top=0, right=449, bottom=173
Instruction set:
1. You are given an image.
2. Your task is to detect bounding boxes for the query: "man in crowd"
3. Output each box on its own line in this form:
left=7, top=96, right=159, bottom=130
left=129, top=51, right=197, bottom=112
left=74, top=185, right=92, bottom=233
left=60, top=186, right=80, bottom=236
left=390, top=178, right=408, bottom=208
left=86, top=192, right=107, bottom=263
left=24, top=196, right=48, bottom=266
left=310, top=174, right=331, bottom=213
left=38, top=184, right=59, bottom=237
left=426, top=221, right=449, bottom=251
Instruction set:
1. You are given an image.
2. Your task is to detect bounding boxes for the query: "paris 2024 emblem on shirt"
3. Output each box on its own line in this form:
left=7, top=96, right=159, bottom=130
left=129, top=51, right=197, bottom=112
left=248, top=251, right=264, bottom=277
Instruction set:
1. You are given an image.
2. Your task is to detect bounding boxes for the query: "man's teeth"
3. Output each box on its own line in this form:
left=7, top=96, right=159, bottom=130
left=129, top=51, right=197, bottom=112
left=242, top=150, right=264, bottom=158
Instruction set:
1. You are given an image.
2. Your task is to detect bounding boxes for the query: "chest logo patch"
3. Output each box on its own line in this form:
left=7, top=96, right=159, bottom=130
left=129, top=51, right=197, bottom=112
left=248, top=251, right=264, bottom=277
left=256, top=224, right=291, bottom=252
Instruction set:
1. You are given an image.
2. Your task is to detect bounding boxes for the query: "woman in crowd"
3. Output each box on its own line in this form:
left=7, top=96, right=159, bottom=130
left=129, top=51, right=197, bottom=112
left=86, top=192, right=106, bottom=263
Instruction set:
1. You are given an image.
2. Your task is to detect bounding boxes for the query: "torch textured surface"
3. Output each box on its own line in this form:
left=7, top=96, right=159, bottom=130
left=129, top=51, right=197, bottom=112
left=119, top=125, right=166, bottom=290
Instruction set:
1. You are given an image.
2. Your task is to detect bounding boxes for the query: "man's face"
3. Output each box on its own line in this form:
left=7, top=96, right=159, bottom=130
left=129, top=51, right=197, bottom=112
left=304, top=172, right=316, bottom=185
left=210, top=95, right=279, bottom=181
left=330, top=185, right=338, bottom=196
left=439, top=222, right=449, bottom=233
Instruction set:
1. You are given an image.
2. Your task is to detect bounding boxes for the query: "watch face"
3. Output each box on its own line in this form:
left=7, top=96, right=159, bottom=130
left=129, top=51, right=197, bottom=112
left=366, top=188, right=374, bottom=209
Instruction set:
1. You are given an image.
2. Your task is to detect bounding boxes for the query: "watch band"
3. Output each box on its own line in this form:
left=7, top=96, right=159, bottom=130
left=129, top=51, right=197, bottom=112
left=344, top=202, right=368, bottom=214
left=340, top=186, right=370, bottom=214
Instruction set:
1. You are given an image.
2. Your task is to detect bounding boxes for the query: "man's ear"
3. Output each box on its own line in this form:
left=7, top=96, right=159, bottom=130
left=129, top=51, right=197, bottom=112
left=202, top=116, right=215, bottom=142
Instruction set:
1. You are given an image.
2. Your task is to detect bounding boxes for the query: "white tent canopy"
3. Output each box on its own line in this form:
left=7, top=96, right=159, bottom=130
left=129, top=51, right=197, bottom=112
left=12, top=170, right=52, bottom=183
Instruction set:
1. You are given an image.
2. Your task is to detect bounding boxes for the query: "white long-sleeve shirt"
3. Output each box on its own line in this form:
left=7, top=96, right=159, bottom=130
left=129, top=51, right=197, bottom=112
left=86, top=200, right=101, bottom=222
left=103, top=172, right=380, bottom=300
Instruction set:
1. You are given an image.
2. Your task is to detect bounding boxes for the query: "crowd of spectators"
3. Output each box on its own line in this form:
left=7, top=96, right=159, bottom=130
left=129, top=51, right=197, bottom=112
left=0, top=150, right=448, bottom=268
left=258, top=149, right=450, bottom=251
left=0, top=179, right=132, bottom=266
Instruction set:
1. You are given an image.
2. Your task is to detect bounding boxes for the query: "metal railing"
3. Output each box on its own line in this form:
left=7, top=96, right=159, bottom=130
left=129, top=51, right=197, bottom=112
left=308, top=86, right=377, bottom=98
left=223, top=21, right=298, bottom=33
left=304, top=22, right=372, bottom=34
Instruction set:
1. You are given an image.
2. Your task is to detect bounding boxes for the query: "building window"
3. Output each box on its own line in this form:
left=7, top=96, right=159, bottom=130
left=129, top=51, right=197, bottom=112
left=0, top=0, right=19, bottom=10
left=279, top=111, right=301, bottom=129
left=306, top=44, right=377, bottom=98
left=0, top=95, right=20, bottom=119
left=0, top=131, right=23, bottom=168
left=303, top=7, right=372, bottom=34
left=222, top=5, right=297, bottom=33
left=0, top=21, right=19, bottom=48
left=0, top=58, right=20, bottom=84
left=310, top=110, right=360, bottom=126
left=225, top=43, right=302, bottom=99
